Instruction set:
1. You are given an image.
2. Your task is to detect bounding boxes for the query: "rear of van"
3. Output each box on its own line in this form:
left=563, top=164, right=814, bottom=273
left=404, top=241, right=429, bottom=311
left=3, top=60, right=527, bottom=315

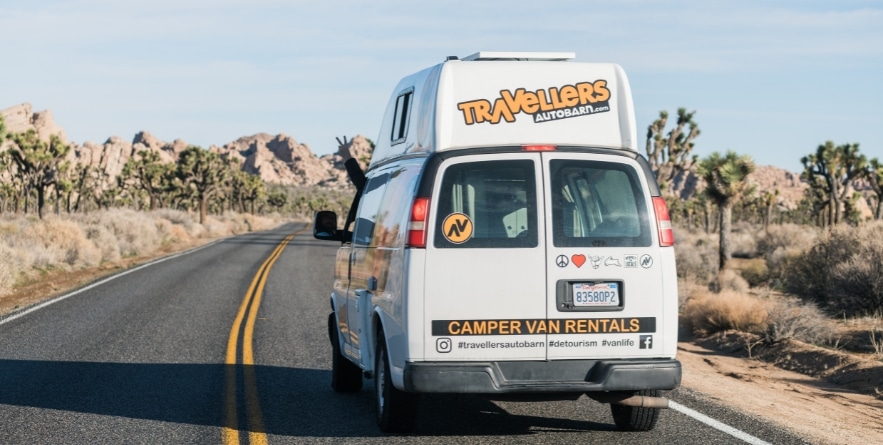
left=405, top=146, right=680, bottom=392
left=342, top=52, right=681, bottom=432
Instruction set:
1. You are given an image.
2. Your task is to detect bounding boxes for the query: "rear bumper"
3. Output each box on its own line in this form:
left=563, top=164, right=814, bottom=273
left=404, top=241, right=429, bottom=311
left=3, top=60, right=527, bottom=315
left=403, top=358, right=681, bottom=394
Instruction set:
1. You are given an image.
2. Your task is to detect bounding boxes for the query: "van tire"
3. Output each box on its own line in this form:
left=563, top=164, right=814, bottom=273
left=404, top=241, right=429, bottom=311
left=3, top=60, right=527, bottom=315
left=374, top=335, right=418, bottom=432
left=610, top=389, right=661, bottom=431
left=328, top=313, right=362, bottom=392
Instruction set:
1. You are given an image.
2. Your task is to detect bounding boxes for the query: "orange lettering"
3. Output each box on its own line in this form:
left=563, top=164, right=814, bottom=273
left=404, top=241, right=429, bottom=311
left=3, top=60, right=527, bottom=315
left=593, top=80, right=610, bottom=102
left=522, top=91, right=539, bottom=113
left=559, top=85, right=579, bottom=107
left=500, top=89, right=526, bottom=114
left=489, top=98, right=516, bottom=124
left=577, top=82, right=595, bottom=104
left=536, top=89, right=554, bottom=111
left=599, top=319, right=610, bottom=332
left=457, top=101, right=480, bottom=125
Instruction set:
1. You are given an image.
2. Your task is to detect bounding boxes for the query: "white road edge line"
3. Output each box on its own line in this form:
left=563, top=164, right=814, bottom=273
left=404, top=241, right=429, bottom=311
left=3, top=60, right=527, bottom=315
left=0, top=240, right=222, bottom=327
left=670, top=401, right=772, bottom=445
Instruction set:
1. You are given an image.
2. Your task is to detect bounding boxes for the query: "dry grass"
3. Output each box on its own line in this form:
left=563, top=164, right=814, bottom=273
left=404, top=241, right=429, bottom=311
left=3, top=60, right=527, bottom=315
left=786, top=221, right=883, bottom=317
left=682, top=288, right=768, bottom=336
left=0, top=209, right=283, bottom=297
left=763, top=297, right=834, bottom=345
left=681, top=279, right=837, bottom=347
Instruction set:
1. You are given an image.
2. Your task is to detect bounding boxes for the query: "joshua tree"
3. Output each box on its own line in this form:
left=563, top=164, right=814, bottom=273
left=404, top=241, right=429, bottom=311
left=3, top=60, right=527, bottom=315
left=697, top=150, right=756, bottom=271
left=645, top=108, right=700, bottom=195
left=801, top=141, right=866, bottom=226
left=122, top=149, right=175, bottom=210
left=176, top=145, right=230, bottom=224
left=230, top=169, right=266, bottom=215
left=6, top=130, right=71, bottom=219
left=758, top=189, right=779, bottom=228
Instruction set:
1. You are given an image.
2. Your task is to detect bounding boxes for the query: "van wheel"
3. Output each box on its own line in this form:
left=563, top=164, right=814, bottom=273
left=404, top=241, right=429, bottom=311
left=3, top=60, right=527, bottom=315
left=328, top=313, right=362, bottom=392
left=610, top=389, right=661, bottom=431
left=374, top=336, right=418, bottom=433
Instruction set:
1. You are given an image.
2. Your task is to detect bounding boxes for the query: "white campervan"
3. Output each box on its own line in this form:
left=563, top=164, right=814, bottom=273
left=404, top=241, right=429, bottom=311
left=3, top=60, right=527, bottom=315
left=314, top=51, right=681, bottom=433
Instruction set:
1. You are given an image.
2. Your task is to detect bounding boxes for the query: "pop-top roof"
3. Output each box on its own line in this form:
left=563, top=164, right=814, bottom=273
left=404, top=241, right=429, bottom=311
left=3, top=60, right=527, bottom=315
left=460, top=51, right=576, bottom=62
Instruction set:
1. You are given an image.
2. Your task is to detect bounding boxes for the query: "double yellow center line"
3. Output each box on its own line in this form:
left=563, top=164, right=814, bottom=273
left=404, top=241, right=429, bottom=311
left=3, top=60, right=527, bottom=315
left=223, top=227, right=306, bottom=445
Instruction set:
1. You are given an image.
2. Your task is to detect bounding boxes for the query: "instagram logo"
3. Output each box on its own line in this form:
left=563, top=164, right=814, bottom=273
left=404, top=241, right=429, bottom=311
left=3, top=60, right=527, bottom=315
left=436, top=338, right=452, bottom=353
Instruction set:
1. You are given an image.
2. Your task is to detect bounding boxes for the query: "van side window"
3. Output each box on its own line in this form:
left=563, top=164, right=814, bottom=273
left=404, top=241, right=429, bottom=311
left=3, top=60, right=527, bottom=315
left=352, top=173, right=390, bottom=246
left=391, top=87, right=414, bottom=145
left=551, top=160, right=651, bottom=247
left=434, top=160, right=538, bottom=248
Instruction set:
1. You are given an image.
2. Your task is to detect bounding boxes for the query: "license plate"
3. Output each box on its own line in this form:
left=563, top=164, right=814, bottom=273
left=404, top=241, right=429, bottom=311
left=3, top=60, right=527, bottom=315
left=572, top=282, right=620, bottom=307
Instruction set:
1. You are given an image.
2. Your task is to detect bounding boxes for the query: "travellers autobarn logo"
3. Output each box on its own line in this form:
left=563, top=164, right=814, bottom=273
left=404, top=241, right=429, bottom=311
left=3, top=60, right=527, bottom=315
left=457, top=80, right=611, bottom=125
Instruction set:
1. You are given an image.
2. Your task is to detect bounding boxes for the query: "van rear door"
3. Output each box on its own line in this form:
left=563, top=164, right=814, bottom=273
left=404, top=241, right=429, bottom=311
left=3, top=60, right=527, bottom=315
left=541, top=152, right=668, bottom=360
left=423, top=153, right=548, bottom=361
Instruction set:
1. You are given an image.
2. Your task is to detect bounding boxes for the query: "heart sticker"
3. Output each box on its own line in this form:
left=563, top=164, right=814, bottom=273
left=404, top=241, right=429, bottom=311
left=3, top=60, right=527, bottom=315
left=571, top=254, right=586, bottom=268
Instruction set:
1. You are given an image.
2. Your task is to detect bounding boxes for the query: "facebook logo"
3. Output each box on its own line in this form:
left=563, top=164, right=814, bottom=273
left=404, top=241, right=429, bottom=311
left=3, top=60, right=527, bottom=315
left=639, top=335, right=653, bottom=349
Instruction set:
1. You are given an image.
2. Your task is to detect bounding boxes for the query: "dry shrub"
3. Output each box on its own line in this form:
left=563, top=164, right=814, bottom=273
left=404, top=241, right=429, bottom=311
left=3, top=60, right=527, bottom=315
left=786, top=221, right=883, bottom=317
left=185, top=221, right=207, bottom=239
left=757, top=223, right=819, bottom=284
left=0, top=243, right=16, bottom=295
left=168, top=224, right=192, bottom=244
left=153, top=217, right=174, bottom=241
left=20, top=217, right=101, bottom=269
left=715, top=268, right=750, bottom=293
left=682, top=288, right=768, bottom=336
left=151, top=209, right=194, bottom=228
left=763, top=297, right=834, bottom=345
left=739, top=258, right=769, bottom=287
left=107, top=210, right=161, bottom=256
left=214, top=212, right=280, bottom=234
left=673, top=226, right=718, bottom=285
left=200, top=216, right=228, bottom=237
left=83, top=224, right=122, bottom=263
left=217, top=212, right=252, bottom=234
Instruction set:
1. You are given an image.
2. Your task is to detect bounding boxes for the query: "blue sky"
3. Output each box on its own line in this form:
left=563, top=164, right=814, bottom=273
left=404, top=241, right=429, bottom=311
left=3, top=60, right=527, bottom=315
left=1, top=0, right=881, bottom=172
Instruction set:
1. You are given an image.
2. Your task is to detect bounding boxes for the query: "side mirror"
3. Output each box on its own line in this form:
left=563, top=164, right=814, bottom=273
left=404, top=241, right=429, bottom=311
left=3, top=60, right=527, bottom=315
left=313, top=211, right=343, bottom=241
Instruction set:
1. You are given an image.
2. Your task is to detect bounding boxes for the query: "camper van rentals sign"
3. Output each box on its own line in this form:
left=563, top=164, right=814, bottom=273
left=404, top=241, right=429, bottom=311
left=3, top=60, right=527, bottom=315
left=457, top=79, right=611, bottom=125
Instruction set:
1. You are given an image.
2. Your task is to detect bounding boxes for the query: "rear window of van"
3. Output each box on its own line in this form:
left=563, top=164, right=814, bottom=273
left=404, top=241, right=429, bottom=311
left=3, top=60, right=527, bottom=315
left=550, top=160, right=651, bottom=247
left=434, top=160, right=538, bottom=248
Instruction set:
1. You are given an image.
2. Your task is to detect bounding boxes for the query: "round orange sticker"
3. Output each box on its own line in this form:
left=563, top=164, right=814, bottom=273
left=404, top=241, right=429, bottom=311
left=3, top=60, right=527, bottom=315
left=442, top=213, right=473, bottom=244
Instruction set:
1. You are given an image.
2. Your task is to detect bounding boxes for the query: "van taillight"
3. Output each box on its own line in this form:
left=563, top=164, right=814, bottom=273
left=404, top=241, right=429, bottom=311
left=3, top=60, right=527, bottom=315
left=522, top=144, right=557, bottom=151
left=408, top=197, right=430, bottom=248
left=652, top=196, right=675, bottom=247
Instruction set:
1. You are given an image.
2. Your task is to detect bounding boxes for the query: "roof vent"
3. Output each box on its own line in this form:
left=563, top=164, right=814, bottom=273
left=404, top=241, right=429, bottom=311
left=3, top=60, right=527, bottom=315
left=461, top=51, right=575, bottom=61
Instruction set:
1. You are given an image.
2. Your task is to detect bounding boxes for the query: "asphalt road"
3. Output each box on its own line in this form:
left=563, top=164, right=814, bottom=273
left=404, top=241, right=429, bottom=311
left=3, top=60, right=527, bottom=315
left=0, top=223, right=813, bottom=444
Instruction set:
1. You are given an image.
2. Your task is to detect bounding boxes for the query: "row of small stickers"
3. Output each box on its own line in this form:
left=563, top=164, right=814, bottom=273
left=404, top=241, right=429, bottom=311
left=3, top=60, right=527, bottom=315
left=555, top=254, right=652, bottom=269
